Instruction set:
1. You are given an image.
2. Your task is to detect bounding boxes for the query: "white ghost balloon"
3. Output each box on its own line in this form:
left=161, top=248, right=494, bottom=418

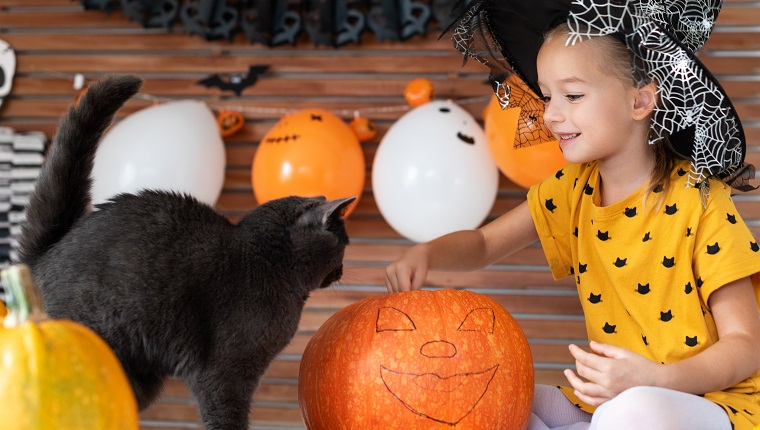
left=92, top=100, right=226, bottom=206
left=372, top=99, right=498, bottom=243
left=0, top=39, right=16, bottom=108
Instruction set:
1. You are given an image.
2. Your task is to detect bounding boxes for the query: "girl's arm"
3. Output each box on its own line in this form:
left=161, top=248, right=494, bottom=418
left=658, top=276, right=760, bottom=393
left=385, top=200, right=538, bottom=292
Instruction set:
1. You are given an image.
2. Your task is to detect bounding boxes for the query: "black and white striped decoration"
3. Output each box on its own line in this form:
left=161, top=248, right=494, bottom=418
left=0, top=127, right=46, bottom=304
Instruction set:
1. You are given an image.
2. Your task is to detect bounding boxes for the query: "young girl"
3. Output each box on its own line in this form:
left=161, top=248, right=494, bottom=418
left=386, top=1, right=760, bottom=429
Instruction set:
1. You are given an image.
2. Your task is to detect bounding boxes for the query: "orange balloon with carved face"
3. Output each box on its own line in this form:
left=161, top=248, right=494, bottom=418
left=298, top=289, right=534, bottom=430
left=252, top=108, right=365, bottom=215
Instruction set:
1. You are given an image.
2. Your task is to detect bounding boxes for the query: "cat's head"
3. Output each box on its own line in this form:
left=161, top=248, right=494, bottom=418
left=249, top=195, right=355, bottom=293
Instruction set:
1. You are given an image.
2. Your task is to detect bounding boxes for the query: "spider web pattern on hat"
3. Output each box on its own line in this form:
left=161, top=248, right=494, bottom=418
left=567, top=0, right=747, bottom=193
left=450, top=2, right=555, bottom=148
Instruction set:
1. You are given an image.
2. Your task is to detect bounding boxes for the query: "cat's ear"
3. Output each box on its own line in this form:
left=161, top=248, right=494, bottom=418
left=297, top=196, right=356, bottom=227
left=321, top=196, right=356, bottom=224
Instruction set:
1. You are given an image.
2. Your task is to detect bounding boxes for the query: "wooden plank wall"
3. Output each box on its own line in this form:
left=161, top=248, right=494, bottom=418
left=2, top=1, right=760, bottom=428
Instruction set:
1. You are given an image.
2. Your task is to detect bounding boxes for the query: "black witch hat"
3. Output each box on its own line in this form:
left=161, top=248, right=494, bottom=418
left=448, top=0, right=753, bottom=194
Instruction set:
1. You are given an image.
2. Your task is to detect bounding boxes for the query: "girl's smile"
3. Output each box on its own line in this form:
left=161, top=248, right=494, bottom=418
left=557, top=132, right=581, bottom=148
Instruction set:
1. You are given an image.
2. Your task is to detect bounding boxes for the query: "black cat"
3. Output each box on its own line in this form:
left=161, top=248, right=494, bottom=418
left=18, top=75, right=355, bottom=430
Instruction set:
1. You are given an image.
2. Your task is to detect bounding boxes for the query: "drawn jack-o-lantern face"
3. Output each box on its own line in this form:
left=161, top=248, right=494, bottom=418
left=299, top=289, right=534, bottom=430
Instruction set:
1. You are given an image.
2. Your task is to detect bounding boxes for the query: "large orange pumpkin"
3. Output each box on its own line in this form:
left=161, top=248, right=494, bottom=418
left=298, top=289, right=534, bottom=429
left=251, top=108, right=365, bottom=216
left=0, top=265, right=139, bottom=430
left=483, top=95, right=567, bottom=189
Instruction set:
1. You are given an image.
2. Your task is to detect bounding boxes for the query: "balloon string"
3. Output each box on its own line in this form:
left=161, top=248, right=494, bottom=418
left=33, top=70, right=491, bottom=119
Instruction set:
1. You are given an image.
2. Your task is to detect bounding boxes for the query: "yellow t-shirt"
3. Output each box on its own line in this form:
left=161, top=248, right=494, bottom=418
left=527, top=161, right=760, bottom=429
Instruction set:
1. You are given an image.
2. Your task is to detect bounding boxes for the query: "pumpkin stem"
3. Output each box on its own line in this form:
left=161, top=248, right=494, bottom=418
left=2, top=264, right=48, bottom=327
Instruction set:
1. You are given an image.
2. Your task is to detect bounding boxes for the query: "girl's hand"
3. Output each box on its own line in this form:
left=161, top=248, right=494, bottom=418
left=385, top=245, right=429, bottom=293
left=564, top=341, right=661, bottom=406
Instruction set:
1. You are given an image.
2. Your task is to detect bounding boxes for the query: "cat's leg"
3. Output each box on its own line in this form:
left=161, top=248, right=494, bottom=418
left=187, top=366, right=260, bottom=430
left=122, top=365, right=167, bottom=410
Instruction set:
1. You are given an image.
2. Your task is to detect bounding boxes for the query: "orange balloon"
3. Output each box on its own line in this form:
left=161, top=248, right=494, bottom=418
left=404, top=78, right=434, bottom=107
left=483, top=96, right=567, bottom=189
left=252, top=108, right=365, bottom=216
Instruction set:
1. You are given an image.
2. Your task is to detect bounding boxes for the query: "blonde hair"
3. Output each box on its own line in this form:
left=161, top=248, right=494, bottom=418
left=543, top=24, right=687, bottom=206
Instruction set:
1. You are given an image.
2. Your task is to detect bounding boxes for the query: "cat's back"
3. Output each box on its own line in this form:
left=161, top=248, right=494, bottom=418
left=36, top=190, right=240, bottom=281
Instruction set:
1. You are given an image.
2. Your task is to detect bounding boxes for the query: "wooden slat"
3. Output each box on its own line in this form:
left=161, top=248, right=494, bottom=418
left=14, top=53, right=484, bottom=74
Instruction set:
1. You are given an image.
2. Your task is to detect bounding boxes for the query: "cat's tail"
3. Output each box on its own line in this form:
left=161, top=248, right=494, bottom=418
left=17, top=74, right=143, bottom=265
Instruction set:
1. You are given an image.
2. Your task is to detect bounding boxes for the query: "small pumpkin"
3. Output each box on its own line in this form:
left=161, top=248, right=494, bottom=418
left=299, top=289, right=534, bottom=429
left=349, top=114, right=377, bottom=142
left=0, top=299, right=6, bottom=320
left=0, top=265, right=139, bottom=430
left=404, top=78, right=434, bottom=107
left=216, top=109, right=245, bottom=137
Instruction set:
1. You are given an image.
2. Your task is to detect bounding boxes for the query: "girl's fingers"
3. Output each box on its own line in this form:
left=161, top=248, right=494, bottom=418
left=385, top=269, right=397, bottom=293
left=573, top=389, right=608, bottom=407
left=589, top=341, right=624, bottom=359
left=574, top=358, right=602, bottom=383
left=565, top=369, right=609, bottom=406
left=569, top=343, right=605, bottom=373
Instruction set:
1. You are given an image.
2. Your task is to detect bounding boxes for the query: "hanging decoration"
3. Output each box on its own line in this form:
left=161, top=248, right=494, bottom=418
left=92, top=100, right=226, bottom=207
left=0, top=127, right=47, bottom=274
left=240, top=0, right=273, bottom=45
left=251, top=108, right=366, bottom=216
left=349, top=112, right=377, bottom=142
left=367, top=0, right=431, bottom=42
left=78, top=0, right=455, bottom=46
left=430, top=0, right=459, bottom=28
left=403, top=77, right=434, bottom=107
left=180, top=0, right=238, bottom=40
left=122, top=0, right=179, bottom=28
left=81, top=0, right=120, bottom=12
left=197, top=65, right=270, bottom=96
left=305, top=0, right=366, bottom=47
left=372, top=99, right=498, bottom=243
left=216, top=109, right=245, bottom=137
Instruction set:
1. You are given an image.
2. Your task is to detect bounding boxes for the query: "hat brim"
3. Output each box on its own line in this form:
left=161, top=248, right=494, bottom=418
left=448, top=0, right=749, bottom=189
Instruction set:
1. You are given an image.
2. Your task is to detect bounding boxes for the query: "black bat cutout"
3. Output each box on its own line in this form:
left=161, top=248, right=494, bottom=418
left=180, top=0, right=238, bottom=41
left=241, top=0, right=274, bottom=46
left=305, top=0, right=366, bottom=47
left=400, top=0, right=430, bottom=39
left=431, top=0, right=459, bottom=28
left=367, top=0, right=401, bottom=42
left=335, top=0, right=365, bottom=47
left=305, top=0, right=334, bottom=47
left=271, top=0, right=303, bottom=46
left=121, top=0, right=179, bottom=29
left=82, top=0, right=120, bottom=12
left=197, top=65, right=270, bottom=96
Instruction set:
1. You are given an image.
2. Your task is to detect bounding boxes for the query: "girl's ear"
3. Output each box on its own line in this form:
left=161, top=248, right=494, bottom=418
left=632, top=81, right=657, bottom=120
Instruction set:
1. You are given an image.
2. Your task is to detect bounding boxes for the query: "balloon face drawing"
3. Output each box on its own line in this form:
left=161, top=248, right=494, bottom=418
left=298, top=289, right=534, bottom=430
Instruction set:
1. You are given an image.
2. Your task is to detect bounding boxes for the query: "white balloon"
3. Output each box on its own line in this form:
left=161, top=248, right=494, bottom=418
left=372, top=100, right=498, bottom=243
left=92, top=100, right=226, bottom=206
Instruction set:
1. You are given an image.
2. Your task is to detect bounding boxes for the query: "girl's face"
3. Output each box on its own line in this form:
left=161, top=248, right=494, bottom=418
left=536, top=35, right=648, bottom=167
